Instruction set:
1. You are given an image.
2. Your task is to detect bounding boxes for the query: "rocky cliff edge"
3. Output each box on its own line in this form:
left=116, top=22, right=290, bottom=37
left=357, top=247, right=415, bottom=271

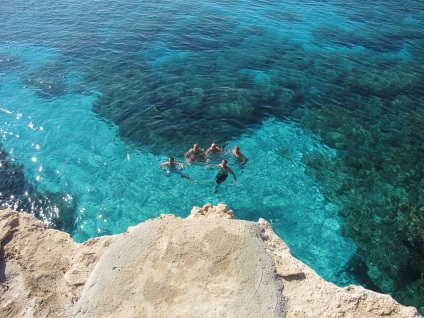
left=0, top=204, right=420, bottom=318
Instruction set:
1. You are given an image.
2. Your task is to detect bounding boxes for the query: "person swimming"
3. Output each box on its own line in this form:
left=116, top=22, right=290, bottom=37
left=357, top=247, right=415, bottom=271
left=205, top=143, right=223, bottom=163
left=213, top=159, right=238, bottom=193
left=184, top=144, right=206, bottom=166
left=160, top=157, right=193, bottom=182
left=232, top=146, right=249, bottom=167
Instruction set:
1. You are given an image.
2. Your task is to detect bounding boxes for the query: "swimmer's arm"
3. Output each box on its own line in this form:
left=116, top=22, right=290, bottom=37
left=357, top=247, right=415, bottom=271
left=159, top=162, right=168, bottom=170
left=175, top=161, right=185, bottom=168
left=229, top=168, right=238, bottom=183
left=206, top=163, right=220, bottom=170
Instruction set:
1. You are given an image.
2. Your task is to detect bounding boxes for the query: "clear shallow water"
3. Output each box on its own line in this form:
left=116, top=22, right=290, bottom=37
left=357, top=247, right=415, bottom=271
left=1, top=0, right=423, bottom=312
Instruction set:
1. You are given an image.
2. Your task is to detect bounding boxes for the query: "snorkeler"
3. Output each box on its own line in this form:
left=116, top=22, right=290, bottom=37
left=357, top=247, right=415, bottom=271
left=184, top=144, right=206, bottom=166
left=160, top=157, right=193, bottom=182
left=232, top=146, right=249, bottom=167
left=213, top=159, right=238, bottom=193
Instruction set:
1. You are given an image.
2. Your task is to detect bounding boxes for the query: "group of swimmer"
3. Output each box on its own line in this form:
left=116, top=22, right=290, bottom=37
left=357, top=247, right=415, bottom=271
left=159, top=143, right=249, bottom=192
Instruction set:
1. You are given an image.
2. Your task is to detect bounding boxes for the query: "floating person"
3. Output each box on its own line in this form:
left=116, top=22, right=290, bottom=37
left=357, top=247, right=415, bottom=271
left=213, top=159, right=238, bottom=193
left=184, top=143, right=206, bottom=166
left=232, top=146, right=249, bottom=167
left=205, top=143, right=223, bottom=162
left=160, top=157, right=193, bottom=182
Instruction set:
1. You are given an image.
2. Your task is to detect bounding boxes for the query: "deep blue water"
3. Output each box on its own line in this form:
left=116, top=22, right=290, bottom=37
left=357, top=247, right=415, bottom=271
left=1, top=0, right=423, bottom=313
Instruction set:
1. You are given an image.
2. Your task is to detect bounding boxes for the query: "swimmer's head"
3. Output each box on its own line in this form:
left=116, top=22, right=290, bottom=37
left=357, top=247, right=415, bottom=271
left=169, top=157, right=175, bottom=162
left=222, top=159, right=228, bottom=165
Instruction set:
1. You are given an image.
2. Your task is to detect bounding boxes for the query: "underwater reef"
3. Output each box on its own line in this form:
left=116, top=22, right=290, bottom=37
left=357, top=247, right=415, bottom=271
left=293, top=51, right=424, bottom=311
left=299, top=69, right=424, bottom=311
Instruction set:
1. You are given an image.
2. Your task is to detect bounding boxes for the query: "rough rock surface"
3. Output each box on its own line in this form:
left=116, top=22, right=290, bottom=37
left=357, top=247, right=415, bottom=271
left=0, top=209, right=117, bottom=317
left=0, top=204, right=421, bottom=318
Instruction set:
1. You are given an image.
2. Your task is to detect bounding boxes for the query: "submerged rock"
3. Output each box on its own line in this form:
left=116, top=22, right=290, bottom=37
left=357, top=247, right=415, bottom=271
left=0, top=204, right=420, bottom=318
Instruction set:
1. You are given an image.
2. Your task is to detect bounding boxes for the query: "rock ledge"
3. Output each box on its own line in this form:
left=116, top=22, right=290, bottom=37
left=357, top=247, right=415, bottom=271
left=0, top=204, right=420, bottom=318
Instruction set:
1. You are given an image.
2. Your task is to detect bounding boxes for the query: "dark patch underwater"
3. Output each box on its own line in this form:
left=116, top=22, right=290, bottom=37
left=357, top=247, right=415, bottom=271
left=0, top=145, right=78, bottom=233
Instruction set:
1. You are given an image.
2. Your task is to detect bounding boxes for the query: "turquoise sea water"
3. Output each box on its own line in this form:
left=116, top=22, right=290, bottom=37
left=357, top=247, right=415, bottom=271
left=1, top=0, right=423, bottom=312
